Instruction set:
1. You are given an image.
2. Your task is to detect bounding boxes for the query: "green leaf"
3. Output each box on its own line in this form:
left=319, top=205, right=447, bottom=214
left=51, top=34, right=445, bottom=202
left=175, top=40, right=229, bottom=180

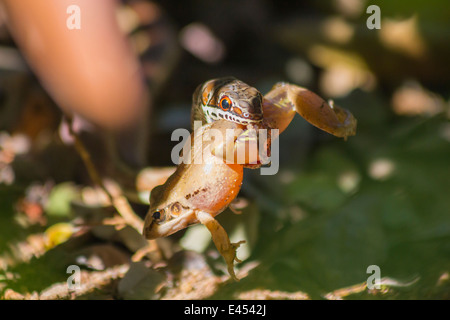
left=45, top=183, right=79, bottom=217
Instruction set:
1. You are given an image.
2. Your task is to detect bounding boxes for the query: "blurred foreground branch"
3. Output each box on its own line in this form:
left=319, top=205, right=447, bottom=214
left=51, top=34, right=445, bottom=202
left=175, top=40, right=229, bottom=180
left=64, top=116, right=144, bottom=235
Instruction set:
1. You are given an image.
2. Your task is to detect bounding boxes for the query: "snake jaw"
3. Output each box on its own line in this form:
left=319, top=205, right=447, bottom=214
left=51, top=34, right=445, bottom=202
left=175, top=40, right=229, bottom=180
left=203, top=105, right=263, bottom=125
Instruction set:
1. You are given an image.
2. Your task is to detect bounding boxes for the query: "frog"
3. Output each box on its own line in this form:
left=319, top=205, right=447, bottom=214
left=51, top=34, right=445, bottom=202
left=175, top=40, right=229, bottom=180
left=143, top=120, right=249, bottom=280
left=143, top=77, right=357, bottom=280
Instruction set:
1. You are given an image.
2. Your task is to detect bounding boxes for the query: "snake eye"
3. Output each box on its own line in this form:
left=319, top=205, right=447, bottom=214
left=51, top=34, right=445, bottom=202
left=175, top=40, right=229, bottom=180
left=219, top=96, right=231, bottom=111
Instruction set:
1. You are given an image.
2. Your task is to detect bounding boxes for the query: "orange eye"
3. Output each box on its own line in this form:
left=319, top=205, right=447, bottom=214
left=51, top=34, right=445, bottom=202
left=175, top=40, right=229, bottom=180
left=219, top=96, right=232, bottom=111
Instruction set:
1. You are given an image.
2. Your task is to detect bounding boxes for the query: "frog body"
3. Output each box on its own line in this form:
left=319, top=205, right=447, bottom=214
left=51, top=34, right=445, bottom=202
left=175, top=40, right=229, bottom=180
left=144, top=120, right=245, bottom=240
left=144, top=120, right=247, bottom=280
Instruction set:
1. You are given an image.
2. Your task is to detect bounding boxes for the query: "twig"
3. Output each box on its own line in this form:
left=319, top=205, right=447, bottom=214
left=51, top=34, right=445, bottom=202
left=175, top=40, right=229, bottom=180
left=64, top=115, right=154, bottom=244
left=64, top=115, right=162, bottom=261
left=3, top=264, right=130, bottom=300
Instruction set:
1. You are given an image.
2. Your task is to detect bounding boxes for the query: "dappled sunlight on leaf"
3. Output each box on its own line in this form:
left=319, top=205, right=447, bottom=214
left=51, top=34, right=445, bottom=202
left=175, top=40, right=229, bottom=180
left=307, top=45, right=377, bottom=97
left=391, top=81, right=445, bottom=116
left=378, top=15, right=428, bottom=59
left=321, top=16, right=355, bottom=45
left=179, top=23, right=226, bottom=64
left=368, top=158, right=395, bottom=180
left=44, top=223, right=75, bottom=249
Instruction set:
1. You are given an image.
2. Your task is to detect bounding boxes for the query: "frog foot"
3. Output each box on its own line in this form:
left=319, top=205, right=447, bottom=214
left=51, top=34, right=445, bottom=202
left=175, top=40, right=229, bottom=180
left=224, top=240, right=246, bottom=280
left=195, top=210, right=245, bottom=281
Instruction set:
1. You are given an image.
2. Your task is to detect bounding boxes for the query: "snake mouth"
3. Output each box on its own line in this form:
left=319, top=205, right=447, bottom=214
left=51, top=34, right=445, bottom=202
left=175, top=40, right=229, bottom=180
left=204, top=105, right=263, bottom=125
left=218, top=112, right=263, bottom=124
left=247, top=113, right=263, bottom=122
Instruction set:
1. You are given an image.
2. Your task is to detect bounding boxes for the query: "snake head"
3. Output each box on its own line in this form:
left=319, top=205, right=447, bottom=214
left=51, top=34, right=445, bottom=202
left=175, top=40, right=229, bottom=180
left=194, top=77, right=264, bottom=126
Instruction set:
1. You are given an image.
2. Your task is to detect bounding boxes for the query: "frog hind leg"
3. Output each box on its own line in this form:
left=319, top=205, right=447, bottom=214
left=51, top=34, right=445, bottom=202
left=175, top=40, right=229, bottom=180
left=195, top=210, right=245, bottom=281
left=263, top=82, right=357, bottom=139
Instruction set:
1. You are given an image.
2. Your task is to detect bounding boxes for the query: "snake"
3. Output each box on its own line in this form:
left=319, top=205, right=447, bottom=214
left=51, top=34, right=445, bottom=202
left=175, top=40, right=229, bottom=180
left=191, top=77, right=264, bottom=128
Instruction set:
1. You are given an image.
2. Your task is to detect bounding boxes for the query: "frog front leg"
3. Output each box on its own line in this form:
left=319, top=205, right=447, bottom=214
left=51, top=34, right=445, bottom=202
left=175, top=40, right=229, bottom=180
left=209, top=123, right=271, bottom=168
left=195, top=210, right=245, bottom=281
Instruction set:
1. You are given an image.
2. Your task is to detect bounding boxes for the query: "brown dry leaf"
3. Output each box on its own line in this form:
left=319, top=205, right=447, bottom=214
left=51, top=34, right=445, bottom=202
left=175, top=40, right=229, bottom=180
left=2, top=289, right=38, bottom=300
left=3, top=233, right=48, bottom=268
left=378, top=16, right=428, bottom=60
left=136, top=167, right=176, bottom=193
left=323, top=282, right=367, bottom=300
left=161, top=267, right=221, bottom=300
left=161, top=251, right=221, bottom=300
left=237, top=289, right=310, bottom=300
left=321, top=16, right=354, bottom=45
left=38, top=264, right=129, bottom=300
left=72, top=244, right=131, bottom=270
left=391, top=82, right=444, bottom=116
left=117, top=261, right=165, bottom=300
left=307, top=45, right=376, bottom=97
